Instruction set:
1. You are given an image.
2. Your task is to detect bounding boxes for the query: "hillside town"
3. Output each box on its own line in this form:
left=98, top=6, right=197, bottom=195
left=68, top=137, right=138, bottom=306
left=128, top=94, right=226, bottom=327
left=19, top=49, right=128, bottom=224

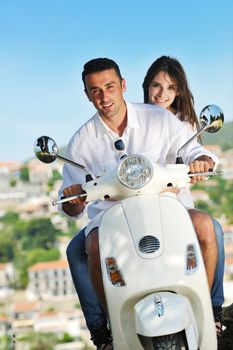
left=0, top=144, right=233, bottom=350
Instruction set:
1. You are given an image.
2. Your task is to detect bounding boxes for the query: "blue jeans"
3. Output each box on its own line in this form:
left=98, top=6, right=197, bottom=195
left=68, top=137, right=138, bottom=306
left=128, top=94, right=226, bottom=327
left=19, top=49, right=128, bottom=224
left=66, top=227, right=107, bottom=332
left=66, top=218, right=225, bottom=332
left=211, top=219, right=225, bottom=307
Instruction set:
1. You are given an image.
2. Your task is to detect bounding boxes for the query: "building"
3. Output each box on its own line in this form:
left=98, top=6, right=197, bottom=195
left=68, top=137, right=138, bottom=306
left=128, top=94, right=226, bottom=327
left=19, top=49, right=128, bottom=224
left=0, top=263, right=16, bottom=298
left=26, top=260, right=76, bottom=300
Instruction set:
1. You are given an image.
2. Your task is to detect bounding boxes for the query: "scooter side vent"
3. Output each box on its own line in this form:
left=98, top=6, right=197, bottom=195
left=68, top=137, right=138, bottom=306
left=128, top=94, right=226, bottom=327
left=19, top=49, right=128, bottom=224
left=138, top=235, right=160, bottom=253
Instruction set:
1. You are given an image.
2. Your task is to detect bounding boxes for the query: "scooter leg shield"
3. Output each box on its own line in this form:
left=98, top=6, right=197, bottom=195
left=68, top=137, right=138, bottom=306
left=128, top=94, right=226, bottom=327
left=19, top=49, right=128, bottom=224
left=134, top=291, right=198, bottom=349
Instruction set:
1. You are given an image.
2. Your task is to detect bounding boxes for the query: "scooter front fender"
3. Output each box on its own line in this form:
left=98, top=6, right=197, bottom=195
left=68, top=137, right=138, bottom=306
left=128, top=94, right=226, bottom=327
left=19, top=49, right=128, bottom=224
left=134, top=291, right=198, bottom=349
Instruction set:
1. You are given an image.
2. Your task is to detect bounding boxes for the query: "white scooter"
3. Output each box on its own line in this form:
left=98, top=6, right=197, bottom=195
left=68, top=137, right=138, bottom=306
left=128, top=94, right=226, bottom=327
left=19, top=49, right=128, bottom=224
left=34, top=105, right=224, bottom=350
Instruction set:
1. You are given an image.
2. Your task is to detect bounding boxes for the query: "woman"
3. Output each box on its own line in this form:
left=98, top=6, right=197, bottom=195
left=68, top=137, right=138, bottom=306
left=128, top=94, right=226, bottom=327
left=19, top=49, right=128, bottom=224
left=142, top=55, right=225, bottom=334
left=66, top=56, right=225, bottom=348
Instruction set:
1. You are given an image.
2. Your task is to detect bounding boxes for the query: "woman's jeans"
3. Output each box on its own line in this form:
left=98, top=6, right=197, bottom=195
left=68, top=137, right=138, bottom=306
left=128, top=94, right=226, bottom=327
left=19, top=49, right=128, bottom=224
left=66, top=218, right=225, bottom=333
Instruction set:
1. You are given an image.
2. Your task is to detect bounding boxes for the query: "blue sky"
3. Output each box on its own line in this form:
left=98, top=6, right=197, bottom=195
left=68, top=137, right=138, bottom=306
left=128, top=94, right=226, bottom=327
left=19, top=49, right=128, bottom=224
left=0, top=0, right=233, bottom=161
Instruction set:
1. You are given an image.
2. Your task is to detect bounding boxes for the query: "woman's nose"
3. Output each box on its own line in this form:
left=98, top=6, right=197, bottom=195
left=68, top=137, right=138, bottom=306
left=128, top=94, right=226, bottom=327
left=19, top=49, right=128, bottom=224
left=157, top=87, right=165, bottom=97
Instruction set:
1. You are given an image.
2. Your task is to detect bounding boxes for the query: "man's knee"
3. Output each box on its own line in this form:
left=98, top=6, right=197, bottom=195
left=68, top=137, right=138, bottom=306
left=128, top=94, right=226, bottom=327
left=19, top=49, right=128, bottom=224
left=86, top=228, right=100, bottom=264
left=189, top=209, right=215, bottom=244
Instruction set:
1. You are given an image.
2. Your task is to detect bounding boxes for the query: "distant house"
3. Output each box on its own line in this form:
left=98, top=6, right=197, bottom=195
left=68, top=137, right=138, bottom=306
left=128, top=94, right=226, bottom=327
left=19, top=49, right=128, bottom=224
left=10, top=301, right=40, bottom=336
left=0, top=314, right=11, bottom=337
left=34, top=309, right=82, bottom=337
left=0, top=263, right=16, bottom=298
left=0, top=161, right=22, bottom=176
left=26, top=260, right=76, bottom=300
left=11, top=301, right=40, bottom=321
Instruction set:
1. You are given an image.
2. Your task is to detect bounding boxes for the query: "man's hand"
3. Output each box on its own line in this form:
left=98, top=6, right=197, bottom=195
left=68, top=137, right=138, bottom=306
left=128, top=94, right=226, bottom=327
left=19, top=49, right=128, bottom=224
left=62, top=184, right=87, bottom=216
left=189, top=155, right=214, bottom=184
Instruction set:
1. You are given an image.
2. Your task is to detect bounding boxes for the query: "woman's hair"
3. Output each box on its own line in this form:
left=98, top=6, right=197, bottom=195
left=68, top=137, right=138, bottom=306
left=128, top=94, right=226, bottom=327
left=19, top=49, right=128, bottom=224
left=142, top=55, right=199, bottom=129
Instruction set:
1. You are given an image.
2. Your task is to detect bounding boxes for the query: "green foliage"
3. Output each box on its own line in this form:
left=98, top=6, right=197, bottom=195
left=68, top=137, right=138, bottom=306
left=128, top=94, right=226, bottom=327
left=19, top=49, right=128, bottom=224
left=193, top=177, right=233, bottom=223
left=18, top=332, right=59, bottom=350
left=62, top=332, right=74, bottom=343
left=18, top=331, right=77, bottom=350
left=193, top=200, right=214, bottom=216
left=0, top=335, right=13, bottom=350
left=15, top=248, right=60, bottom=288
left=66, top=219, right=80, bottom=237
left=0, top=211, right=19, bottom=223
left=9, top=177, right=17, bottom=187
left=47, top=169, right=62, bottom=190
left=0, top=235, right=15, bottom=262
left=20, top=166, right=30, bottom=182
left=75, top=302, right=81, bottom=309
left=202, top=121, right=233, bottom=150
left=26, top=248, right=60, bottom=266
left=20, top=218, right=62, bottom=250
left=0, top=215, right=62, bottom=287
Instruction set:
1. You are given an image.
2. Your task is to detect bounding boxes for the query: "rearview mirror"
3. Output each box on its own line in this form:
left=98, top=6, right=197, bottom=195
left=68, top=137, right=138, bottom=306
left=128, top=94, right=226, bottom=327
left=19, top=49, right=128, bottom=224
left=199, top=104, right=224, bottom=133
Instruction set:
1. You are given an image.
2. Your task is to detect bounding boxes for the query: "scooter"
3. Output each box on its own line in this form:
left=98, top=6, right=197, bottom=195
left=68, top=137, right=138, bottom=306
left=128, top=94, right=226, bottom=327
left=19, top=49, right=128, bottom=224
left=34, top=105, right=224, bottom=350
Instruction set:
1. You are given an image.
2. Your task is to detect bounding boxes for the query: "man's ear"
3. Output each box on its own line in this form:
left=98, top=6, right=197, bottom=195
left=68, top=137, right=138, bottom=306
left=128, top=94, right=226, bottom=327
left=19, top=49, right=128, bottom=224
left=121, top=78, right=126, bottom=93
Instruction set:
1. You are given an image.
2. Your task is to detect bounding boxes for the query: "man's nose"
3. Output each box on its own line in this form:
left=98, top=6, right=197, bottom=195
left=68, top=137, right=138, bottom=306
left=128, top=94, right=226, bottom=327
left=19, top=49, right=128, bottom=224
left=100, top=90, right=108, bottom=100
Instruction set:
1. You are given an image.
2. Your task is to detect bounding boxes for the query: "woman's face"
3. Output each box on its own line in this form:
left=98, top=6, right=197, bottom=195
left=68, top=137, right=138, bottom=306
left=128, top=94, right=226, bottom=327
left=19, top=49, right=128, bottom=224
left=148, top=71, right=178, bottom=112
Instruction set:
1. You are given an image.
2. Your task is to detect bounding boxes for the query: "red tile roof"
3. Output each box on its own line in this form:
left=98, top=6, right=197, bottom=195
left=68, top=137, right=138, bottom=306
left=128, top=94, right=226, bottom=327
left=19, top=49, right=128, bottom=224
left=29, top=260, right=68, bottom=272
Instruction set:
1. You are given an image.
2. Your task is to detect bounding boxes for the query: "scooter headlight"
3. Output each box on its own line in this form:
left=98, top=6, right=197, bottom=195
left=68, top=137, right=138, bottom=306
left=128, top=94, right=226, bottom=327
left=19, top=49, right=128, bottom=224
left=117, top=155, right=153, bottom=189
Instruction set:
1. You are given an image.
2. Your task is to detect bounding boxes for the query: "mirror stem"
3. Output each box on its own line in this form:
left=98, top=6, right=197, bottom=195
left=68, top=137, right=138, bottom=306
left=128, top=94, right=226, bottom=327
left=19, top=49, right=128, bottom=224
left=176, top=123, right=207, bottom=163
left=56, top=155, right=93, bottom=181
left=56, top=155, right=86, bottom=170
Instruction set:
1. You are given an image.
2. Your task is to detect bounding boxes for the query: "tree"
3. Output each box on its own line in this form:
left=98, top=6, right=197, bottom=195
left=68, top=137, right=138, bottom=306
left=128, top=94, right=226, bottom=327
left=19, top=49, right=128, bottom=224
left=0, top=235, right=15, bottom=262
left=9, top=177, right=17, bottom=187
left=1, top=211, right=19, bottom=223
left=20, top=166, right=30, bottom=182
left=21, top=218, right=62, bottom=250
left=19, top=332, right=59, bottom=350
left=47, top=169, right=62, bottom=190
left=192, top=177, right=233, bottom=224
left=15, top=248, right=61, bottom=288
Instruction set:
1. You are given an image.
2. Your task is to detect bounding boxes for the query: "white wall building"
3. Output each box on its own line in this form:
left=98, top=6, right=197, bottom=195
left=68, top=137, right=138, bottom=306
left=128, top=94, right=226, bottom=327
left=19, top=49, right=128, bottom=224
left=0, top=262, right=16, bottom=298
left=26, top=260, right=76, bottom=300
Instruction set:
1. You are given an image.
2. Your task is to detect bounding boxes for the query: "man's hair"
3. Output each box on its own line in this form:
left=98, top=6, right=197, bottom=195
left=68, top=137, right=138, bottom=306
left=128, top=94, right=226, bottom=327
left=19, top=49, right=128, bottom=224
left=82, top=58, right=123, bottom=90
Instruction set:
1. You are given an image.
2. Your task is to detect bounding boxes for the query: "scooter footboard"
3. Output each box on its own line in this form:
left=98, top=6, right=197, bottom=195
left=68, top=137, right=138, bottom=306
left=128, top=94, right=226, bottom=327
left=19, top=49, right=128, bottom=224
left=134, top=291, right=198, bottom=349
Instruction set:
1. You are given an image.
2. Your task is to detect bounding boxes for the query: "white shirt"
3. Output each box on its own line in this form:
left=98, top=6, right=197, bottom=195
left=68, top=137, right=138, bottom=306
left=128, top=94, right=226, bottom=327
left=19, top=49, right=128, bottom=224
left=58, top=102, right=218, bottom=226
left=174, top=113, right=198, bottom=208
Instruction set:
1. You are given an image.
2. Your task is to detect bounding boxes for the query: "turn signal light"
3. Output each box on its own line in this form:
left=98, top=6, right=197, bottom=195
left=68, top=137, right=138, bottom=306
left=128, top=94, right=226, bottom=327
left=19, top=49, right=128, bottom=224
left=186, top=243, right=198, bottom=273
left=105, top=257, right=126, bottom=287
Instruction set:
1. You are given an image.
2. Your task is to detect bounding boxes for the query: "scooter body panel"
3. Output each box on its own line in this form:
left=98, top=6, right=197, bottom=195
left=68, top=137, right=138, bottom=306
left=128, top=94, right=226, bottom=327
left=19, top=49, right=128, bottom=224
left=99, top=193, right=217, bottom=349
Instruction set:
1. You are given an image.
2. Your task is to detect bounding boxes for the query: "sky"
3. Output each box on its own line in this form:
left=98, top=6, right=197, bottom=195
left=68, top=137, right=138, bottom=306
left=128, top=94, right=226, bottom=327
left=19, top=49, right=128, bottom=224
left=0, top=0, right=233, bottom=162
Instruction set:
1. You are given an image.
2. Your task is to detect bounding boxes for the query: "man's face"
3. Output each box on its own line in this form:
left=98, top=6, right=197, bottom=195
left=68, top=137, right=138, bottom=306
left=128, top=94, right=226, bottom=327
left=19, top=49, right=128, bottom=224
left=84, top=68, right=126, bottom=120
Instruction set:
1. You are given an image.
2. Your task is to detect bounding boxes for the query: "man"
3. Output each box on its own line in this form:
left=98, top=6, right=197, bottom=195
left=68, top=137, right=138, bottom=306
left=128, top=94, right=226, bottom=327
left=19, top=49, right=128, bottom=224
left=59, top=58, right=221, bottom=349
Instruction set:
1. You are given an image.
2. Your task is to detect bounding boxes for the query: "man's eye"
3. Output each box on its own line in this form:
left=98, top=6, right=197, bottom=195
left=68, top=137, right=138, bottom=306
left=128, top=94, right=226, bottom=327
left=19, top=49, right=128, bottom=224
left=91, top=89, right=99, bottom=95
